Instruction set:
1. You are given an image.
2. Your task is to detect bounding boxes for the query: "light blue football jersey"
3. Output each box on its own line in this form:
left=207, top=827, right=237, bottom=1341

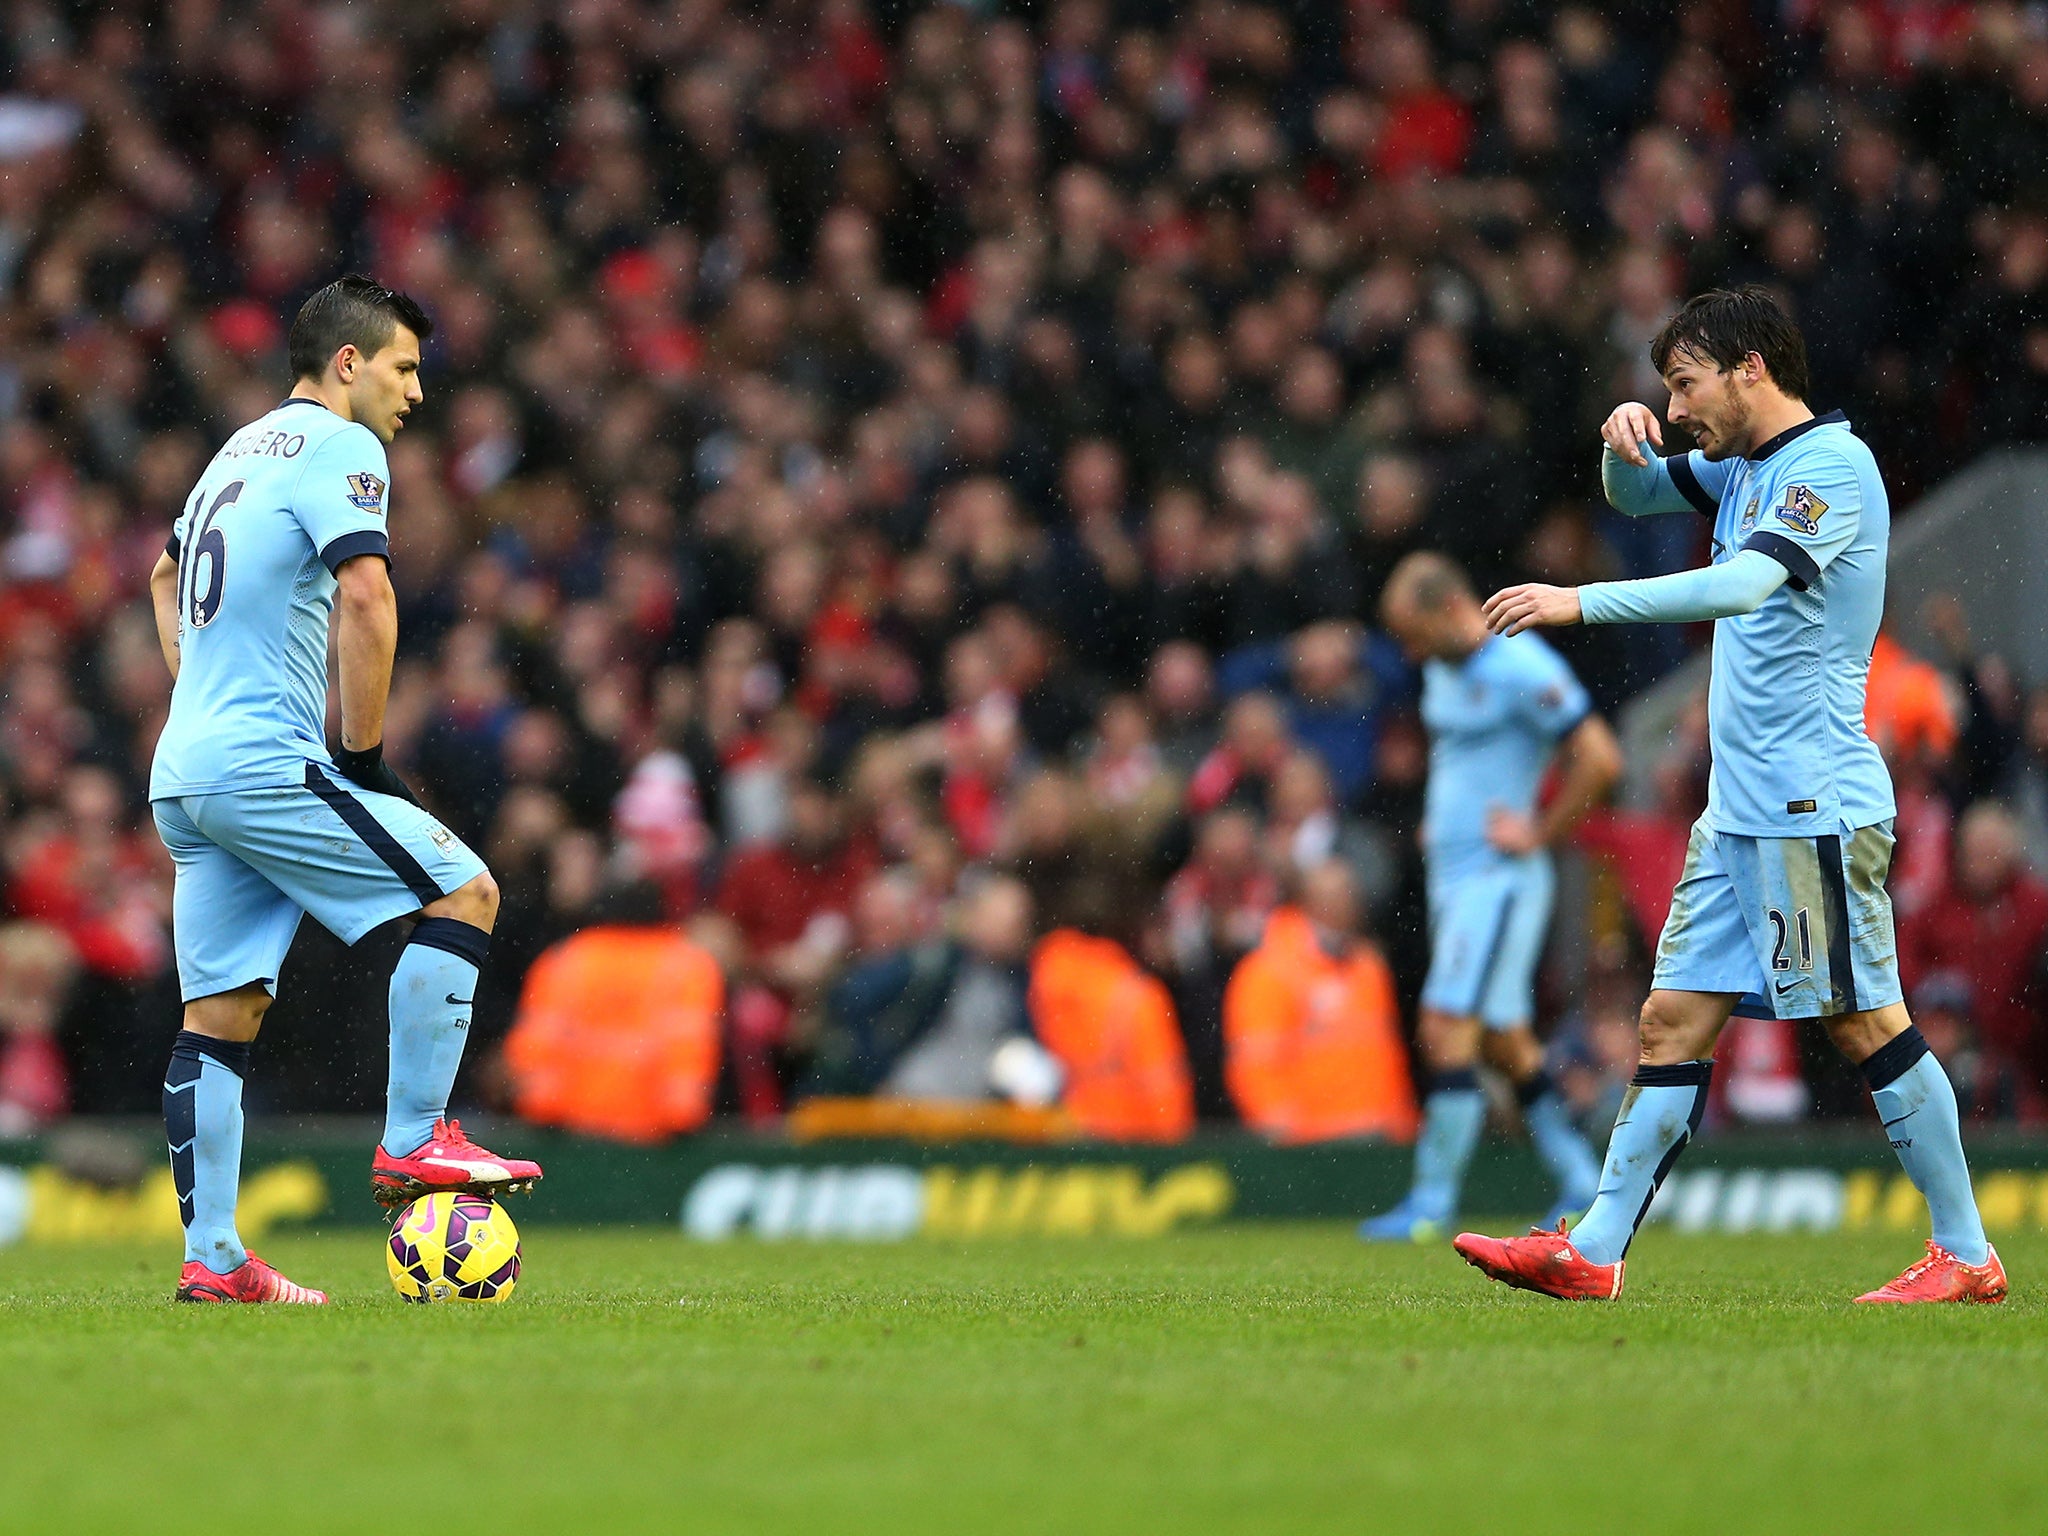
left=1420, top=631, right=1591, bottom=881
left=1658, top=412, right=1895, bottom=837
left=149, top=399, right=392, bottom=799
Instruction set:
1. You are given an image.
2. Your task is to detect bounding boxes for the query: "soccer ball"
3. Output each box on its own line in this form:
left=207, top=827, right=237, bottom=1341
left=386, top=1191, right=522, bottom=1304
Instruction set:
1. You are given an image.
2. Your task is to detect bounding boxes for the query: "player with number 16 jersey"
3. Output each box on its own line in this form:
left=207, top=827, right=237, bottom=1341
left=152, top=397, right=395, bottom=801
left=147, top=276, right=539, bottom=1306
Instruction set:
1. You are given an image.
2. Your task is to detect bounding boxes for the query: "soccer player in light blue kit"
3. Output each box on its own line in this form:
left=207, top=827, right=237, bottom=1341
left=149, top=277, right=541, bottom=1305
left=1361, top=553, right=1621, bottom=1242
left=1456, top=287, right=2003, bottom=1303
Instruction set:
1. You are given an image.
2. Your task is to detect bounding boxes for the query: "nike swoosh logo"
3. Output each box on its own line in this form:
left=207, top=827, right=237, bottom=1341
left=1774, top=979, right=1801, bottom=994
left=446, top=994, right=474, bottom=1007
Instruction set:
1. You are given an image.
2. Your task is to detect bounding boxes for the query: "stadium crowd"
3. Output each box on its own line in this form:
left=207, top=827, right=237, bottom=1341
left=3, top=0, right=2048, bottom=1139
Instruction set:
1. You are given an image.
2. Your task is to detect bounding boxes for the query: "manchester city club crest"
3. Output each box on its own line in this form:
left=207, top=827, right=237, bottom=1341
left=1739, top=496, right=1761, bottom=536
left=1775, top=483, right=1827, bottom=536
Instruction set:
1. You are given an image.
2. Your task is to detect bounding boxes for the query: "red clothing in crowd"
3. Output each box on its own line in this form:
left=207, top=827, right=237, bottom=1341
left=7, top=834, right=167, bottom=982
left=715, top=838, right=881, bottom=955
left=1575, top=807, right=1690, bottom=950
left=1899, top=871, right=2048, bottom=1093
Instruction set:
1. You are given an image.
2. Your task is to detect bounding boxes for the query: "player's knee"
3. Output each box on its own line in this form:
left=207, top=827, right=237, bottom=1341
left=1417, top=1009, right=1479, bottom=1069
left=463, top=870, right=501, bottom=928
left=1635, top=995, right=1686, bottom=1063
left=183, top=984, right=272, bottom=1043
left=429, top=870, right=499, bottom=932
left=1481, top=1026, right=1541, bottom=1079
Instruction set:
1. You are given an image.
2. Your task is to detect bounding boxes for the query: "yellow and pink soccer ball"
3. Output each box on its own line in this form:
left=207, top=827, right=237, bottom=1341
left=386, top=1192, right=521, bottom=1303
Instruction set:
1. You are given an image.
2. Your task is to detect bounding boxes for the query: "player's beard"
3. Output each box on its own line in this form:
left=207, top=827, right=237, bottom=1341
left=1692, top=390, right=1752, bottom=461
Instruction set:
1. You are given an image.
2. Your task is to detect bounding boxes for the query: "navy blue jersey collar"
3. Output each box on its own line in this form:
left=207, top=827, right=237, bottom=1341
left=277, top=396, right=333, bottom=412
left=1749, top=409, right=1846, bottom=463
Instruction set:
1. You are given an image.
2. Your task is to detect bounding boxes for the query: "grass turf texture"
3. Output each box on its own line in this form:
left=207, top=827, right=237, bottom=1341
left=2, top=1225, right=2040, bottom=1535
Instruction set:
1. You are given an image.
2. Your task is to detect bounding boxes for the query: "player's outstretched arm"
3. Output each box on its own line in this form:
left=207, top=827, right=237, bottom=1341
left=1485, top=550, right=1789, bottom=635
left=150, top=551, right=181, bottom=681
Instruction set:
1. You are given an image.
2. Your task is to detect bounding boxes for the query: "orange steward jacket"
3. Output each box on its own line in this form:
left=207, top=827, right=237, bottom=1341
left=1223, top=908, right=1418, bottom=1143
left=504, top=925, right=724, bottom=1143
left=1028, top=929, right=1194, bottom=1141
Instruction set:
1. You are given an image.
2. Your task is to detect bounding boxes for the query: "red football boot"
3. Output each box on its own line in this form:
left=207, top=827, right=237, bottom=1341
left=1453, top=1221, right=1626, bottom=1301
left=1855, top=1241, right=2007, bottom=1305
left=175, top=1251, right=327, bottom=1305
left=370, top=1117, right=543, bottom=1209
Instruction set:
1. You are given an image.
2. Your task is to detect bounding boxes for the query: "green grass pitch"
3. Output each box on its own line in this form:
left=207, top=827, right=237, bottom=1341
left=2, top=1224, right=2041, bottom=1535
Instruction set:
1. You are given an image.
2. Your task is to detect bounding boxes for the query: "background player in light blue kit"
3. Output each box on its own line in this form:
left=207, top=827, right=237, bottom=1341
left=1361, top=552, right=1621, bottom=1242
left=1457, top=287, right=2003, bottom=1304
left=148, top=277, right=541, bottom=1305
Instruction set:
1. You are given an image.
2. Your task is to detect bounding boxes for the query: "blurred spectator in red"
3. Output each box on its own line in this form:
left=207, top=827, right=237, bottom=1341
left=712, top=777, right=880, bottom=1119
left=1900, top=802, right=2048, bottom=1110
left=0, top=923, right=75, bottom=1133
left=7, top=766, right=168, bottom=984
left=1913, top=971, right=2024, bottom=1121
left=1187, top=692, right=1294, bottom=817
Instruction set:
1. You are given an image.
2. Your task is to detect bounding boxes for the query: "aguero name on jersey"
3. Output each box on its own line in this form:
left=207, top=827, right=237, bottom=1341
left=1420, top=630, right=1590, bottom=880
left=1655, top=411, right=1894, bottom=838
left=150, top=399, right=392, bottom=800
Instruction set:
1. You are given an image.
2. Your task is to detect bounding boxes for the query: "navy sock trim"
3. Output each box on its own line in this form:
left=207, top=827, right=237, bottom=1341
left=1427, top=1067, right=1482, bottom=1096
left=1632, top=1060, right=1714, bottom=1089
left=1861, top=1026, right=1930, bottom=1091
left=305, top=762, right=443, bottom=904
left=1514, top=1070, right=1555, bottom=1108
left=172, top=1030, right=250, bottom=1077
left=409, top=916, right=491, bottom=968
left=164, top=1048, right=200, bottom=1225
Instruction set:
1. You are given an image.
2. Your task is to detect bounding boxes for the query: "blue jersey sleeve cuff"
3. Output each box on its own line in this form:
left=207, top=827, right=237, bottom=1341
left=166, top=532, right=181, bottom=560
left=320, top=529, right=391, bottom=574
left=1740, top=530, right=1821, bottom=592
left=1665, top=455, right=1717, bottom=517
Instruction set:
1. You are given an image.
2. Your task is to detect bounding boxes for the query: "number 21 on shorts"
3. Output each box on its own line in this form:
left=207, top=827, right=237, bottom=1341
left=1769, top=907, right=1813, bottom=972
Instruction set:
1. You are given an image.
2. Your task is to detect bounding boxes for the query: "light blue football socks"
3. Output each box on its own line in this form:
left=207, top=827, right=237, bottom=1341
left=1407, top=1068, right=1488, bottom=1221
left=165, top=1031, right=250, bottom=1275
left=1518, top=1070, right=1603, bottom=1207
left=383, top=917, right=490, bottom=1158
left=1863, top=1026, right=1989, bottom=1265
left=1566, top=1059, right=1712, bottom=1266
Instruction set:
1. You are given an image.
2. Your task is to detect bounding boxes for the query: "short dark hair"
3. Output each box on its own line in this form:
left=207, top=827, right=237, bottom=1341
left=1649, top=285, right=1809, bottom=400
left=288, top=275, right=432, bottom=382
left=1382, top=550, right=1472, bottom=619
